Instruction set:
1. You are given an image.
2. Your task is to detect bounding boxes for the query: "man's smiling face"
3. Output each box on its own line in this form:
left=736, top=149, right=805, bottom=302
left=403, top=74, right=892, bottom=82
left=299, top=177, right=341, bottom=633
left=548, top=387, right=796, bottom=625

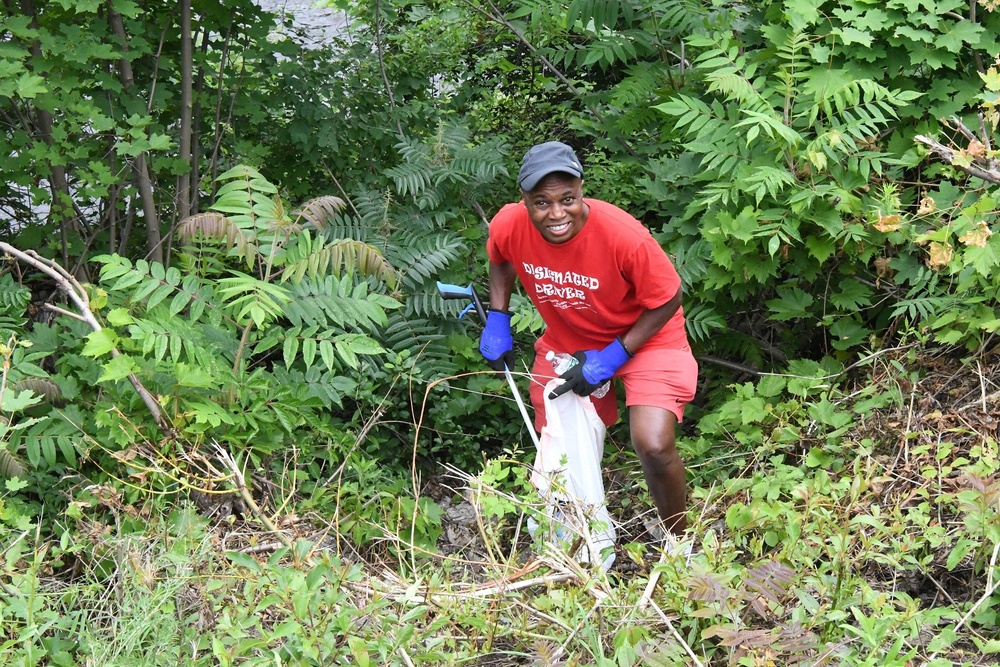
left=522, top=173, right=589, bottom=244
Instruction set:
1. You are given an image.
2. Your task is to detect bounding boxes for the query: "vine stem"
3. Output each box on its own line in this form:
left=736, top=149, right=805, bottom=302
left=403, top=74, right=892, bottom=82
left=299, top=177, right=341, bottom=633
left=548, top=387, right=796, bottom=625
left=0, top=243, right=170, bottom=434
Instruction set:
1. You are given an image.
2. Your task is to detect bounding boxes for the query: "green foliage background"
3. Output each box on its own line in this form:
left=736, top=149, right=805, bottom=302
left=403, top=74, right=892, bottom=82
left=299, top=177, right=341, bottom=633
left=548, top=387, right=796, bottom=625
left=1, top=0, right=999, bottom=664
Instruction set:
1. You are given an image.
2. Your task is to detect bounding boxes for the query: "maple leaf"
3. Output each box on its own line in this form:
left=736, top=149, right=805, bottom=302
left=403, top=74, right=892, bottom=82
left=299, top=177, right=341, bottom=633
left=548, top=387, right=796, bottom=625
left=926, top=241, right=954, bottom=268
left=952, top=150, right=974, bottom=168
left=967, top=139, right=987, bottom=159
left=874, top=257, right=892, bottom=279
left=917, top=196, right=935, bottom=215
left=982, top=65, right=1000, bottom=92
left=958, top=221, right=993, bottom=247
left=986, top=105, right=1000, bottom=131
left=873, top=212, right=902, bottom=232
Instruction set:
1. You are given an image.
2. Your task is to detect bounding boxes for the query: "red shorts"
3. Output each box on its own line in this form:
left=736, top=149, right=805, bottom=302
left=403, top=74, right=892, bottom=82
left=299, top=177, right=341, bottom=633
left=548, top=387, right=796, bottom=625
left=528, top=340, right=699, bottom=432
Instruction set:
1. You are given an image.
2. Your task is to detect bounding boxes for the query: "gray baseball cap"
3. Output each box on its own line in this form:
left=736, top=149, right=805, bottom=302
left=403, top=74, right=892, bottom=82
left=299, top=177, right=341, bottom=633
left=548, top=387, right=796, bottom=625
left=517, top=141, right=584, bottom=192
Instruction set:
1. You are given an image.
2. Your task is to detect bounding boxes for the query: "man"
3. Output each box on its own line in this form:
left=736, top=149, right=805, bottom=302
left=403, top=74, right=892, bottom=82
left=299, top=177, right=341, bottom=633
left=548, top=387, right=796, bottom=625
left=478, top=141, right=698, bottom=540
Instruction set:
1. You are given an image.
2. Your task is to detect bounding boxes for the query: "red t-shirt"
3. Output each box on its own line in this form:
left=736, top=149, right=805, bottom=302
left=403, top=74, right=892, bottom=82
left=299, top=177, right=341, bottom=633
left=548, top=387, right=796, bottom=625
left=486, top=198, right=688, bottom=354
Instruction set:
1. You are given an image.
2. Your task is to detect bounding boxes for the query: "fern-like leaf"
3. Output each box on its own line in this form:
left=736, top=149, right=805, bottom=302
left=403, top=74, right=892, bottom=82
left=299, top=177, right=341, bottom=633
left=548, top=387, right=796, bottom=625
left=269, top=365, right=355, bottom=408
left=281, top=274, right=398, bottom=331
left=176, top=212, right=259, bottom=268
left=742, top=560, right=795, bottom=606
left=216, top=272, right=292, bottom=329
left=127, top=317, right=234, bottom=366
left=13, top=378, right=63, bottom=405
left=386, top=125, right=508, bottom=209
left=389, top=232, right=466, bottom=290
left=703, top=327, right=767, bottom=369
left=684, top=303, right=726, bottom=343
left=293, top=196, right=348, bottom=230
left=0, top=448, right=26, bottom=480
left=0, top=273, right=31, bottom=333
left=774, top=622, right=822, bottom=660
left=376, top=311, right=456, bottom=374
left=567, top=0, right=621, bottom=30
left=13, top=406, right=82, bottom=469
left=0, top=274, right=30, bottom=312
left=703, top=626, right=780, bottom=649
left=686, top=573, right=732, bottom=603
left=283, top=230, right=400, bottom=288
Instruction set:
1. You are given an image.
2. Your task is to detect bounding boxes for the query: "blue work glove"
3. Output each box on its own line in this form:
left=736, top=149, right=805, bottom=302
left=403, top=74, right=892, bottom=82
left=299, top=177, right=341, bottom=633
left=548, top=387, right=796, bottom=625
left=549, top=337, right=632, bottom=399
left=479, top=308, right=515, bottom=372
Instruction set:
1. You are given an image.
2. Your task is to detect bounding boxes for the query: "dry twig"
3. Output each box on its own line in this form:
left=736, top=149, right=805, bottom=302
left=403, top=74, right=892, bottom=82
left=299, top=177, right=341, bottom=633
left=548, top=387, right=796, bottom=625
left=0, top=243, right=170, bottom=433
left=212, top=439, right=294, bottom=550
left=915, top=115, right=1000, bottom=185
left=650, top=601, right=705, bottom=667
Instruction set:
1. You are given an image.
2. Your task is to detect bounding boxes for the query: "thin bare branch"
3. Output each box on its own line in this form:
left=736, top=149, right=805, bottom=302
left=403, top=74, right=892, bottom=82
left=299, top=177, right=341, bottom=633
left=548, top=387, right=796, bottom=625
left=40, top=303, right=87, bottom=323
left=374, top=0, right=404, bottom=139
left=212, top=439, right=294, bottom=549
left=944, top=115, right=979, bottom=143
left=0, top=243, right=170, bottom=434
left=915, top=134, right=1000, bottom=185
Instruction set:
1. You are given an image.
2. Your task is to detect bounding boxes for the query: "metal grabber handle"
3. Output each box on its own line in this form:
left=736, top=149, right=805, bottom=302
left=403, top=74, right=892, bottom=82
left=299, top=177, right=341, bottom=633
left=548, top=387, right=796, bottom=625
left=437, top=281, right=541, bottom=450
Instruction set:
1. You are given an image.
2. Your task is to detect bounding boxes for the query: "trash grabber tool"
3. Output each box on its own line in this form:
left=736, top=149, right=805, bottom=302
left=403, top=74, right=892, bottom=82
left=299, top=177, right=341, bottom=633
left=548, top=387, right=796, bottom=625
left=437, top=281, right=541, bottom=450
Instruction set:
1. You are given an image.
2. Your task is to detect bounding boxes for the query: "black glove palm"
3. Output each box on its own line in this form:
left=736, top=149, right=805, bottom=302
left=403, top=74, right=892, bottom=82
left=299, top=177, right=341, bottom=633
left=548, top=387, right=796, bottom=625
left=549, top=338, right=632, bottom=399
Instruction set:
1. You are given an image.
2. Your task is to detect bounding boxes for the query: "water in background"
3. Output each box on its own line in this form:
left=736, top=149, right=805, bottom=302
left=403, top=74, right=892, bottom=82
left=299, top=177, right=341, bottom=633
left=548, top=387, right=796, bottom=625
left=256, top=0, right=350, bottom=48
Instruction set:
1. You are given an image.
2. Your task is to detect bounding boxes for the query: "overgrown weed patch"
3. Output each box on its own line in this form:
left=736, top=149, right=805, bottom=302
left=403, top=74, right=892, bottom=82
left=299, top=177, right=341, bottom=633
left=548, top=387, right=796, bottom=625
left=2, top=348, right=998, bottom=665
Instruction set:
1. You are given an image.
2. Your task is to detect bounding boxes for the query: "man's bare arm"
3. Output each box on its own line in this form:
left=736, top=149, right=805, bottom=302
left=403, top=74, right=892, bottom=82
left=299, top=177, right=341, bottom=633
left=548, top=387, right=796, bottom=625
left=620, top=289, right=682, bottom=354
left=488, top=260, right=517, bottom=311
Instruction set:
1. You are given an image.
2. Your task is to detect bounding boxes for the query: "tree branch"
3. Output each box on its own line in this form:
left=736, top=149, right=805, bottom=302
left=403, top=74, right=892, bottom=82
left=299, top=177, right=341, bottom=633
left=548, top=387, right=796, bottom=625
left=0, top=243, right=172, bottom=435
left=107, top=1, right=164, bottom=263
left=944, top=114, right=979, bottom=143
left=697, top=355, right=761, bottom=376
left=374, top=0, right=405, bottom=139
left=915, top=135, right=1000, bottom=185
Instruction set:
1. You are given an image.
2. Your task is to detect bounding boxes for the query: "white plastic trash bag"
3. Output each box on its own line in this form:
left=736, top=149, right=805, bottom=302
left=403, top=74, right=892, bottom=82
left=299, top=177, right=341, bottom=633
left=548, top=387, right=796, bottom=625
left=528, top=377, right=616, bottom=571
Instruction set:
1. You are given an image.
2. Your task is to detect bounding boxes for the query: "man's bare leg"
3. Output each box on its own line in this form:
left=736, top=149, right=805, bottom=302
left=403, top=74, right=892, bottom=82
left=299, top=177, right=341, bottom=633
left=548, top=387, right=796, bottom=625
left=629, top=405, right=687, bottom=535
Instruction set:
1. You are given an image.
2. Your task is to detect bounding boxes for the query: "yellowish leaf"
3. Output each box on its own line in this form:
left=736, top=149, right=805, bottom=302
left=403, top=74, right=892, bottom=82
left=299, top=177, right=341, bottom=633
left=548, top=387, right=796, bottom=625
left=952, top=150, right=973, bottom=168
left=926, top=241, right=954, bottom=268
left=958, top=221, right=993, bottom=247
left=873, top=212, right=902, bottom=233
left=981, top=64, right=1000, bottom=92
left=874, top=257, right=892, bottom=281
